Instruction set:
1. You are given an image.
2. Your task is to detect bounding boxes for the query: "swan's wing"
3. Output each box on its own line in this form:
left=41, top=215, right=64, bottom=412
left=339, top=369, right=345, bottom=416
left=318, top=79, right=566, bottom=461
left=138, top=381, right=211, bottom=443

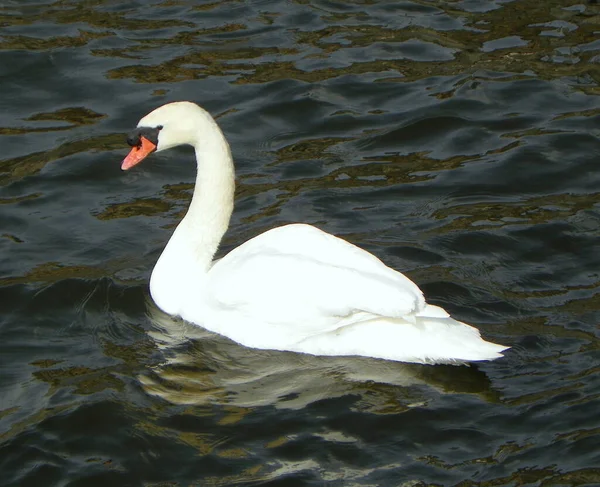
left=207, top=224, right=426, bottom=325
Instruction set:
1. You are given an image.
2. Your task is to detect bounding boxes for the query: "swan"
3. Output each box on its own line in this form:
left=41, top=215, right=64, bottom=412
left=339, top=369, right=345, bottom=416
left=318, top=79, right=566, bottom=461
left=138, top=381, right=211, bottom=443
left=121, top=101, right=509, bottom=365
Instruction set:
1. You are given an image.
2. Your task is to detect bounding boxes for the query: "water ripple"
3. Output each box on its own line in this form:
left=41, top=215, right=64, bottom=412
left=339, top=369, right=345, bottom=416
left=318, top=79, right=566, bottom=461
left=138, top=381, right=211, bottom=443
left=1, top=0, right=600, bottom=485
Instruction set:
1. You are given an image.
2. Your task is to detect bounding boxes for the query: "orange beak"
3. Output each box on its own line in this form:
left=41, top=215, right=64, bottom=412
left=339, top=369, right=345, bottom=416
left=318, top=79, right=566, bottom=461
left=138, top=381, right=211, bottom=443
left=121, top=136, right=157, bottom=170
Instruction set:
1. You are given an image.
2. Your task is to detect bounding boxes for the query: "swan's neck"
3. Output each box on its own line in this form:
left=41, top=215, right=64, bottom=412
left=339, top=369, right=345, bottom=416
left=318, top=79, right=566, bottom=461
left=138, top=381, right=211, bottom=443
left=150, top=115, right=234, bottom=314
left=182, top=139, right=235, bottom=270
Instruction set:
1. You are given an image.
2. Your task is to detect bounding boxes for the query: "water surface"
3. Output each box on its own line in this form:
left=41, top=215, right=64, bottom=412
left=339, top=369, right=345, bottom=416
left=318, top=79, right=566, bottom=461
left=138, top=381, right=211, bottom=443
left=1, top=0, right=600, bottom=485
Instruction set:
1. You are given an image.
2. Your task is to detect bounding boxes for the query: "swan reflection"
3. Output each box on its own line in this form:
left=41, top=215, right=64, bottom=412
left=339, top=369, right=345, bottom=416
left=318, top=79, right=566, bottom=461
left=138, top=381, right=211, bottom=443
left=139, top=302, right=503, bottom=411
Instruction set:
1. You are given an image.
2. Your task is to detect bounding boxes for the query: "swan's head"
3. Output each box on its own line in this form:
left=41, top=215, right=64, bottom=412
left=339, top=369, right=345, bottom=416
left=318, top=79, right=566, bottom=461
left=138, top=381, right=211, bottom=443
left=121, top=101, right=212, bottom=170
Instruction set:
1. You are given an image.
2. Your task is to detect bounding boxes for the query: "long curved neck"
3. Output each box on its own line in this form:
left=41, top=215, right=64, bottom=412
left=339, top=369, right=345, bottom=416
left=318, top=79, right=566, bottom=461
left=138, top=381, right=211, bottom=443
left=181, top=129, right=235, bottom=270
left=150, top=112, right=234, bottom=315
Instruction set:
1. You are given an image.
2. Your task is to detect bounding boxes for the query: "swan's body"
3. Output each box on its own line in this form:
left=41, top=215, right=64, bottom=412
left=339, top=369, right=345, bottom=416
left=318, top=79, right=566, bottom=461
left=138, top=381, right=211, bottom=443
left=122, top=101, right=509, bottom=365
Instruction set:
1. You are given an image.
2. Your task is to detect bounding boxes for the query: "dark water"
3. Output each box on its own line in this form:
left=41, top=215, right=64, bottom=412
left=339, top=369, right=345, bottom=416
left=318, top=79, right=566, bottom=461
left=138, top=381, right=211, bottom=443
left=1, top=0, right=600, bottom=485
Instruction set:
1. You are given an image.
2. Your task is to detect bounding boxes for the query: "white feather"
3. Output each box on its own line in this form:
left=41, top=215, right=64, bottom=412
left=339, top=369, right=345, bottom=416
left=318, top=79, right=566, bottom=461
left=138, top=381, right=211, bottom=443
left=126, top=101, right=509, bottom=365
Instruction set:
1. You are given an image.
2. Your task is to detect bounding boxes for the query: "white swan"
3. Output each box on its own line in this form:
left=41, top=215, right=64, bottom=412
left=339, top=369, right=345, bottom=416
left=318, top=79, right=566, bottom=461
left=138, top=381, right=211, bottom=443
left=121, top=101, right=509, bottom=365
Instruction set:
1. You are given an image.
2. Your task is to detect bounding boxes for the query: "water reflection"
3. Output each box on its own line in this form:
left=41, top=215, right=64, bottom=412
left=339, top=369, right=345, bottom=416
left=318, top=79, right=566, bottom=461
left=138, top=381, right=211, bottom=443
left=142, top=302, right=503, bottom=411
left=2, top=0, right=600, bottom=485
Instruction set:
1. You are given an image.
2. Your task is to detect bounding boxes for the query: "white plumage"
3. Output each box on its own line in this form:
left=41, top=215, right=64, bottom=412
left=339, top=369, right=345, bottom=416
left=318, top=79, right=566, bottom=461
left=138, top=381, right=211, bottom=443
left=122, top=101, right=509, bottom=365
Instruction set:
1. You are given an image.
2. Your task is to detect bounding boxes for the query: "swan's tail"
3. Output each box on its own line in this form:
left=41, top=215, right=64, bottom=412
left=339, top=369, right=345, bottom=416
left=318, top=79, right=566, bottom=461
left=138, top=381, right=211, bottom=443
left=294, top=305, right=509, bottom=365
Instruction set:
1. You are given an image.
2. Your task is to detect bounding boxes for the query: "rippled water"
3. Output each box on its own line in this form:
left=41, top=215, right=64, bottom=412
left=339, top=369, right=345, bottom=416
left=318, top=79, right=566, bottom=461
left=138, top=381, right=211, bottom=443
left=1, top=0, right=600, bottom=485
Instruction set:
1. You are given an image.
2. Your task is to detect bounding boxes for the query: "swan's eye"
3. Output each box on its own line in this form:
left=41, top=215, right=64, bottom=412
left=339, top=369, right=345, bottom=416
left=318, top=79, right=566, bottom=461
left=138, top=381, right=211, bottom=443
left=127, top=126, right=161, bottom=147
